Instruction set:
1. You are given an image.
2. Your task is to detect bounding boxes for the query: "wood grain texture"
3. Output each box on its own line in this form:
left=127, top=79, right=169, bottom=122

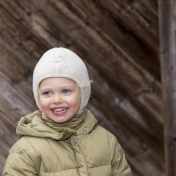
left=159, top=0, right=176, bottom=175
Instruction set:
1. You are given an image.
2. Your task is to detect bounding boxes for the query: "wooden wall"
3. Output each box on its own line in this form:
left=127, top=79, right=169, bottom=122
left=160, top=0, right=176, bottom=175
left=0, top=0, right=164, bottom=175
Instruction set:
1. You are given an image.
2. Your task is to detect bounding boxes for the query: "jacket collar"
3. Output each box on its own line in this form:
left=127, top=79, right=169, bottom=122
left=16, top=109, right=98, bottom=141
left=77, top=109, right=98, bottom=135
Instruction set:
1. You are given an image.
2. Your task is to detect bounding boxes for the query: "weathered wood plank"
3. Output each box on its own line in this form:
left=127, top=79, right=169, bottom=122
left=0, top=0, right=72, bottom=49
left=140, top=0, right=158, bottom=16
left=70, top=0, right=159, bottom=81
left=0, top=115, right=16, bottom=150
left=159, top=0, right=176, bottom=175
left=0, top=4, right=46, bottom=68
left=0, top=75, right=35, bottom=124
left=0, top=43, right=33, bottom=98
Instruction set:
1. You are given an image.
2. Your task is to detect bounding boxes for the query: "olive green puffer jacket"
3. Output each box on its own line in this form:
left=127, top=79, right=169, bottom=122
left=3, top=110, right=132, bottom=176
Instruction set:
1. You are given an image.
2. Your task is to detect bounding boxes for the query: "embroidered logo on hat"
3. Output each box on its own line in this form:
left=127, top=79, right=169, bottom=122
left=51, top=57, right=62, bottom=63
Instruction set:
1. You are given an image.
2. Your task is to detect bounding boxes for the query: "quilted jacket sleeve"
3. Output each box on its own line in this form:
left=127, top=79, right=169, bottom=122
left=2, top=151, right=38, bottom=176
left=110, top=135, right=133, bottom=176
left=2, top=137, right=41, bottom=176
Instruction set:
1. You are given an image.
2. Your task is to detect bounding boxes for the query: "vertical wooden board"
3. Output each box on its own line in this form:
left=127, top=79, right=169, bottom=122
left=159, top=0, right=176, bottom=175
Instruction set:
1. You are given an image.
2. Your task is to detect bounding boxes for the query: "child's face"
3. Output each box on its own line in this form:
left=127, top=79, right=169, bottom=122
left=39, top=77, right=81, bottom=123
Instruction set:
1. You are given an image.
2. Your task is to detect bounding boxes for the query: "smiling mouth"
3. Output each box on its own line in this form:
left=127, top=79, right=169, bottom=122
left=52, top=108, right=68, bottom=112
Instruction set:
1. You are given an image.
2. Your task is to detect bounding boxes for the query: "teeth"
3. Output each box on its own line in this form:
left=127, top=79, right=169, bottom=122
left=53, top=108, right=67, bottom=112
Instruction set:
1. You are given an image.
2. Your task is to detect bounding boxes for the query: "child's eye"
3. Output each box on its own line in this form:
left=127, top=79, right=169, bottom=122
left=43, top=91, right=52, bottom=96
left=62, top=89, right=71, bottom=94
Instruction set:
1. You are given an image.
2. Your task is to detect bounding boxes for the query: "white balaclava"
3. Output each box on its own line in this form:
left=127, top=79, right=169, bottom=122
left=33, top=47, right=91, bottom=114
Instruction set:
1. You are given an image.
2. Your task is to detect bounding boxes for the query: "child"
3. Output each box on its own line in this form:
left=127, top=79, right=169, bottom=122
left=3, top=47, right=133, bottom=176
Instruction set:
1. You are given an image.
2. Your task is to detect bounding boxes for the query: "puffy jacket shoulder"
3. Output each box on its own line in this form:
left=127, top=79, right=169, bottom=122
left=3, top=136, right=41, bottom=176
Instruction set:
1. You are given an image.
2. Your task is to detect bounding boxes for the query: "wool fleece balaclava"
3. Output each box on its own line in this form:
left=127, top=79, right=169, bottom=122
left=33, top=47, right=91, bottom=114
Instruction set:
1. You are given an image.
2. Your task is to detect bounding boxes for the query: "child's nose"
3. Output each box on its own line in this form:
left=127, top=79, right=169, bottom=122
left=53, top=94, right=63, bottom=104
